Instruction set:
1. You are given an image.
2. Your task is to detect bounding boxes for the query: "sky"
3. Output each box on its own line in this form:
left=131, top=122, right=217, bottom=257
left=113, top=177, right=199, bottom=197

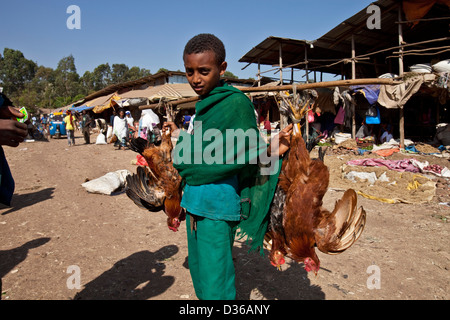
left=1, top=0, right=375, bottom=81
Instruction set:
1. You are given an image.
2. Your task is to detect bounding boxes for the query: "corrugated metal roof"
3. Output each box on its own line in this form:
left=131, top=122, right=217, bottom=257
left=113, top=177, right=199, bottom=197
left=239, top=0, right=450, bottom=78
left=239, top=36, right=315, bottom=67
left=119, top=83, right=196, bottom=101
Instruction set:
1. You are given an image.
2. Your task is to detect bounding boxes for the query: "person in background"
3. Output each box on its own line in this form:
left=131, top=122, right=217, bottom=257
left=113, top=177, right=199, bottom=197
left=109, top=109, right=116, bottom=129
left=125, top=111, right=136, bottom=139
left=63, top=110, right=76, bottom=147
left=133, top=120, right=140, bottom=139
left=380, top=124, right=393, bottom=143
left=80, top=109, right=94, bottom=144
left=113, top=108, right=128, bottom=150
left=140, top=109, right=161, bottom=141
left=356, top=120, right=373, bottom=140
left=182, top=111, right=191, bottom=130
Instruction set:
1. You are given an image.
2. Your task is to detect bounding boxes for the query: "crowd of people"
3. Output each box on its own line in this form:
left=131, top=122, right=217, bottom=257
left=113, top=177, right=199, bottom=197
left=31, top=106, right=164, bottom=150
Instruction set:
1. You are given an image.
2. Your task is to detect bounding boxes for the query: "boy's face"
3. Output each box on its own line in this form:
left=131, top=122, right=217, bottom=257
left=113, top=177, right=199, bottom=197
left=184, top=50, right=227, bottom=96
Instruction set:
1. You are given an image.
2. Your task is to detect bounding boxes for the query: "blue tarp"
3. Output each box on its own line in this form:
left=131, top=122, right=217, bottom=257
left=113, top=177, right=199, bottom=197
left=70, top=105, right=94, bottom=112
left=350, top=85, right=381, bottom=105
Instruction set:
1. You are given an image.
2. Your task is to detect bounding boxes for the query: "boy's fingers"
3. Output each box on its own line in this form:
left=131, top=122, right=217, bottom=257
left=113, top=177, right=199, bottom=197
left=7, top=106, right=24, bottom=118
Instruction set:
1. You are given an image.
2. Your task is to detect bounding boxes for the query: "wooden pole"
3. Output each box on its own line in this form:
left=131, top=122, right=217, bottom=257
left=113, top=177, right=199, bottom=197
left=398, top=5, right=405, bottom=149
left=351, top=34, right=357, bottom=139
left=139, top=78, right=401, bottom=110
left=279, top=43, right=283, bottom=84
left=258, top=58, right=261, bottom=87
left=305, top=45, right=309, bottom=83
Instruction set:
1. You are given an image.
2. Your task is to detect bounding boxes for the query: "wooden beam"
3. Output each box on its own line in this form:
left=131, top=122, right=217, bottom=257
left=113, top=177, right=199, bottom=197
left=139, top=78, right=401, bottom=110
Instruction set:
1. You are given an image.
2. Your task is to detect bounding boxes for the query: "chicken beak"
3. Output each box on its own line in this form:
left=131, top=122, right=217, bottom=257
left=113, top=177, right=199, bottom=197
left=277, top=265, right=282, bottom=272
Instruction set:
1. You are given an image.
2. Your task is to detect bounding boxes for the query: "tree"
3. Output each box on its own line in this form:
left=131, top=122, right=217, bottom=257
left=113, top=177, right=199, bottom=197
left=80, top=71, right=95, bottom=95
left=0, top=48, right=155, bottom=109
left=111, top=63, right=129, bottom=84
left=126, top=66, right=151, bottom=81
left=54, top=55, right=80, bottom=99
left=156, top=68, right=169, bottom=74
left=91, top=63, right=112, bottom=90
left=28, top=66, right=56, bottom=108
left=223, top=71, right=238, bottom=79
left=0, top=48, right=37, bottom=98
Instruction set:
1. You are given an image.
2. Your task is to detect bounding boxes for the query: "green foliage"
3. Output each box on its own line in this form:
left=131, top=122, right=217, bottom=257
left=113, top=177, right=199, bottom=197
left=223, top=71, right=238, bottom=79
left=0, top=48, right=37, bottom=98
left=0, top=48, right=152, bottom=109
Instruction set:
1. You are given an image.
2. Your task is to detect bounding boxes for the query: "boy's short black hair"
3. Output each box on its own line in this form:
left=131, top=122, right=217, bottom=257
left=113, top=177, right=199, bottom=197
left=183, top=33, right=226, bottom=65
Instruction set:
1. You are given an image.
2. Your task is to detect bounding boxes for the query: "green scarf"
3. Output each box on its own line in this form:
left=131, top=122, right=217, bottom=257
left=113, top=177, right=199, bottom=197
left=173, top=82, right=281, bottom=253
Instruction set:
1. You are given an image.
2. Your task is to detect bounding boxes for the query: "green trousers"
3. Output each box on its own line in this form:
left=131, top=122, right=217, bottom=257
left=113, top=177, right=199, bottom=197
left=186, top=213, right=239, bottom=300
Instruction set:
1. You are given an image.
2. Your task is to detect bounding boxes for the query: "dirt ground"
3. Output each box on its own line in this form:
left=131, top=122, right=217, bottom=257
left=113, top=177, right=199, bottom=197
left=0, top=131, right=449, bottom=300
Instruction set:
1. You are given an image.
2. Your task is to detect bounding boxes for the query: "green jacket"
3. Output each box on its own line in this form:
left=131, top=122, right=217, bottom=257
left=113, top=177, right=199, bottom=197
left=173, top=82, right=281, bottom=253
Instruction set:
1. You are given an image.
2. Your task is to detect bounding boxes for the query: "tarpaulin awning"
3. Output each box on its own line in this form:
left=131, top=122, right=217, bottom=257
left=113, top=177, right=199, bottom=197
left=377, top=73, right=437, bottom=108
left=403, top=0, right=450, bottom=26
left=70, top=105, right=95, bottom=112
left=93, top=94, right=122, bottom=114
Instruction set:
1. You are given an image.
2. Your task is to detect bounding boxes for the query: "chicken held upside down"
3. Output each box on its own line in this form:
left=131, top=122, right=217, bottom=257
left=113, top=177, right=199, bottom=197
left=266, top=100, right=366, bottom=275
left=126, top=129, right=185, bottom=232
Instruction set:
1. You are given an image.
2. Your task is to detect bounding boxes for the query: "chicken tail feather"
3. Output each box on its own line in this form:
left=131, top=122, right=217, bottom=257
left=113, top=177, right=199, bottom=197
left=315, top=189, right=366, bottom=255
left=125, top=166, right=165, bottom=212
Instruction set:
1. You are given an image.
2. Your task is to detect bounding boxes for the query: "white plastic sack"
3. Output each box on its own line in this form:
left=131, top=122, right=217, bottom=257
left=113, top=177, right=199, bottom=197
left=106, top=125, right=113, bottom=140
left=334, top=132, right=352, bottom=144
left=432, top=59, right=450, bottom=74
left=409, top=63, right=432, bottom=73
left=81, top=170, right=131, bottom=195
left=96, top=133, right=107, bottom=145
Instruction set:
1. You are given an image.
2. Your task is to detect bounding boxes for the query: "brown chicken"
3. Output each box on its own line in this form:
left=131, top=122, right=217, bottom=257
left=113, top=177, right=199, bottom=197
left=126, top=129, right=185, bottom=232
left=266, top=92, right=366, bottom=275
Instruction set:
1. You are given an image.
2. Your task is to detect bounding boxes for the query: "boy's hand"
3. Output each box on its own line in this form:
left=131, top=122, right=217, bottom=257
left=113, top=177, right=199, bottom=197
left=0, top=104, right=28, bottom=147
left=162, top=121, right=178, bottom=132
left=268, top=123, right=293, bottom=157
left=0, top=119, right=28, bottom=147
left=0, top=105, right=25, bottom=120
left=162, top=121, right=181, bottom=138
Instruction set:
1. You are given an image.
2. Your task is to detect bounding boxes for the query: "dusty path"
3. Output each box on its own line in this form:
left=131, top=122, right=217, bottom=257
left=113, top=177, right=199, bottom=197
left=0, top=132, right=448, bottom=300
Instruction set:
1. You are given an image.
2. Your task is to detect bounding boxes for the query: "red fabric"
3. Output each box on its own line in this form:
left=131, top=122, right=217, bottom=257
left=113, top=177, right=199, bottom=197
left=136, top=154, right=148, bottom=166
left=403, top=0, right=450, bottom=26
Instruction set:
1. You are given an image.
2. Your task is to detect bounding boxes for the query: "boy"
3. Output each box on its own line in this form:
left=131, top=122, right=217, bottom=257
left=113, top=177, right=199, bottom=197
left=163, top=34, right=291, bottom=300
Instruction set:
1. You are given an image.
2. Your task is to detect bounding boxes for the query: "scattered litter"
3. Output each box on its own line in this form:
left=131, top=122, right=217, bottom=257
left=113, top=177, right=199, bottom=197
left=345, top=171, right=378, bottom=185
left=347, top=158, right=450, bottom=178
